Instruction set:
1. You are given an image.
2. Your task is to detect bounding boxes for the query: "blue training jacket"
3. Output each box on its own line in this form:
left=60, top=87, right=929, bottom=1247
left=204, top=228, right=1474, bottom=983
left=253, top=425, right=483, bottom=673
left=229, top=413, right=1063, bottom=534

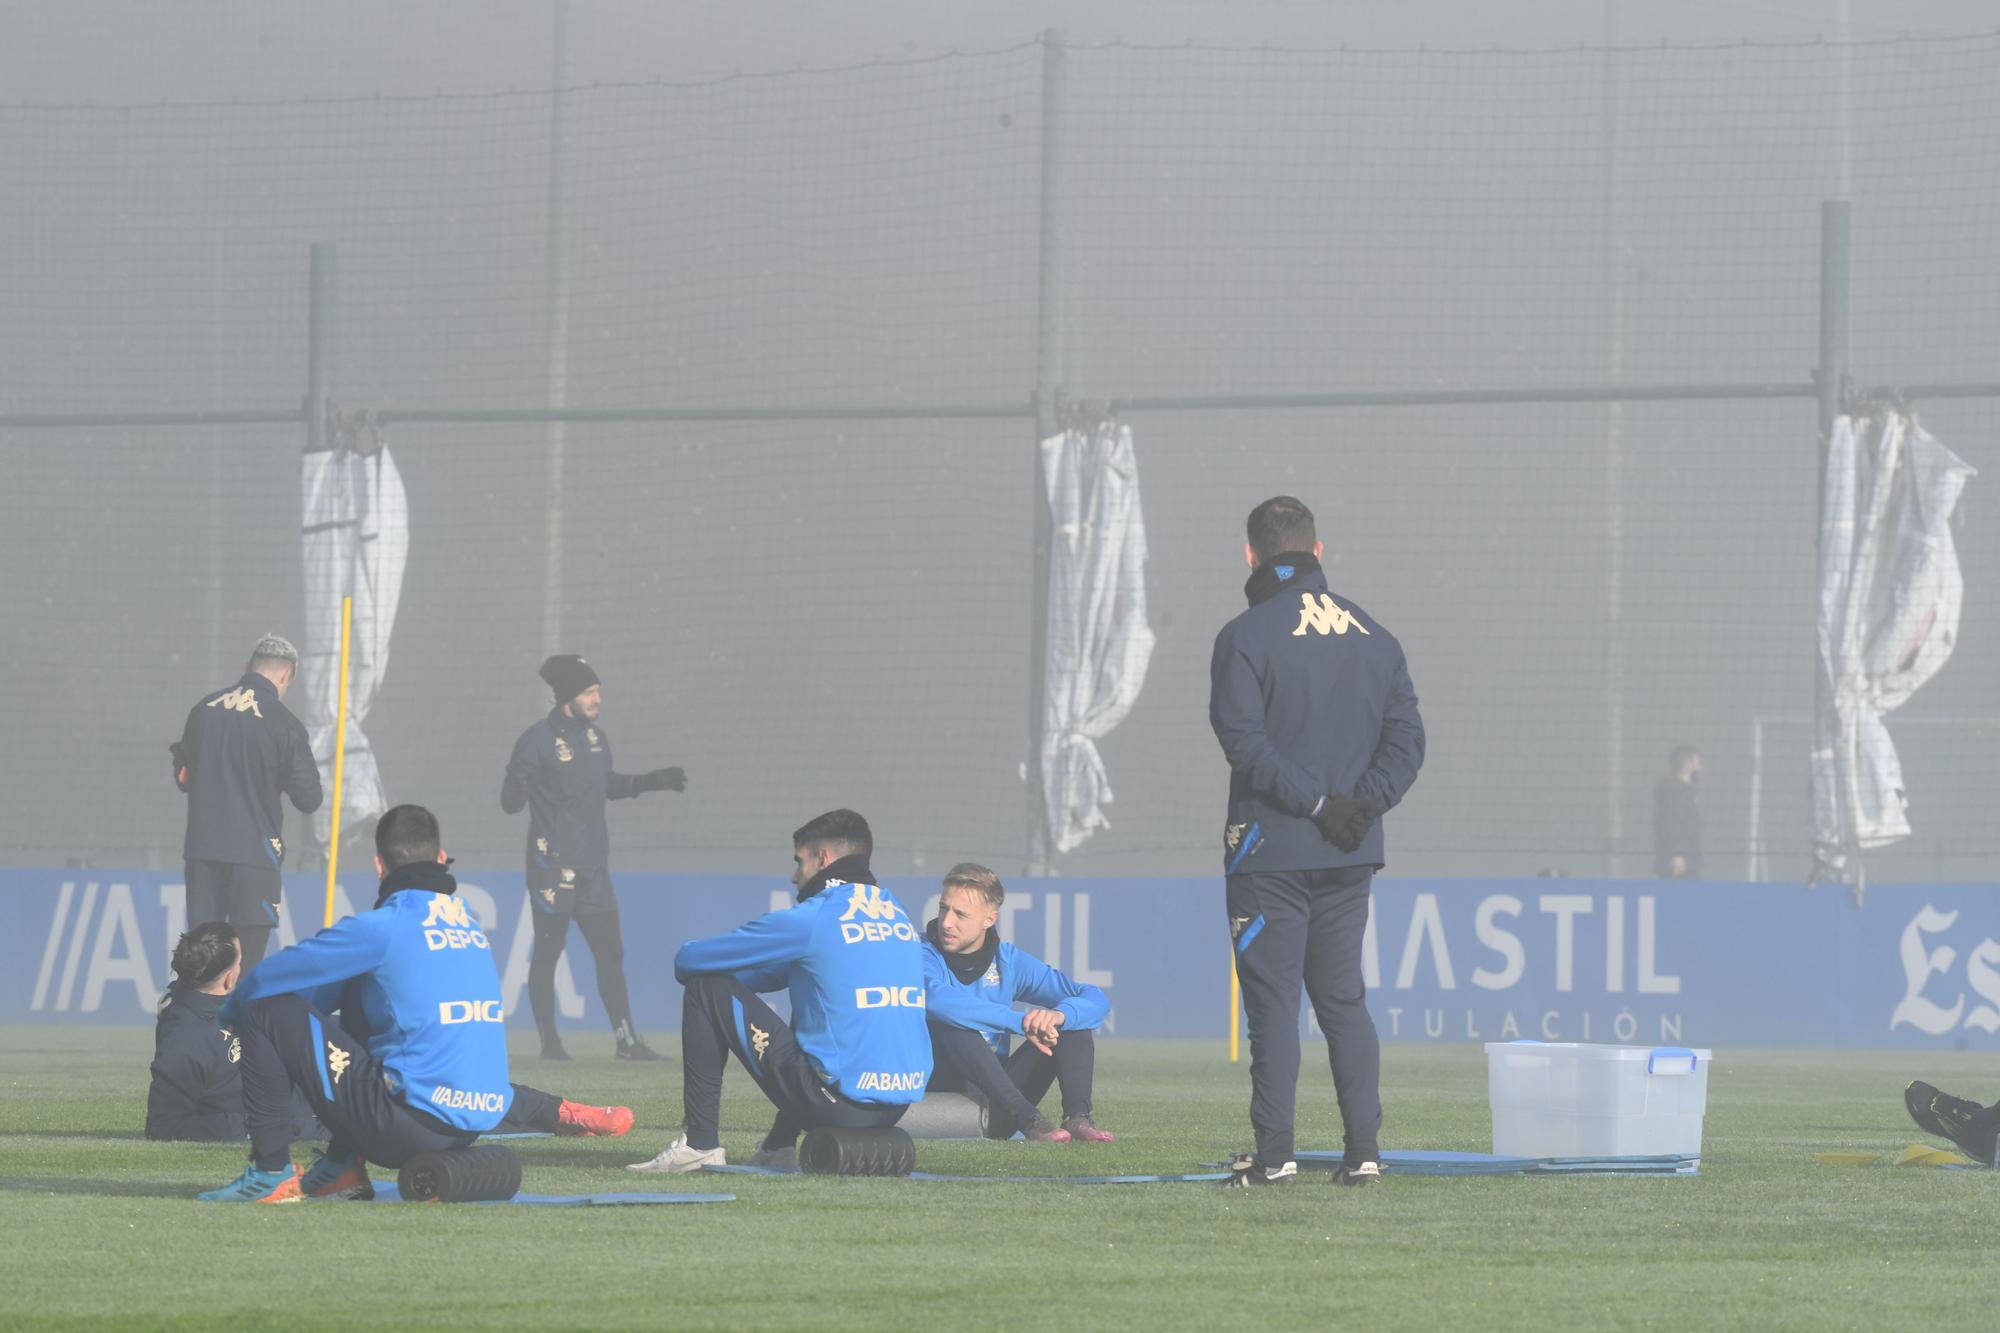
left=921, top=930, right=1110, bottom=1059
left=223, top=876, right=514, bottom=1132
left=674, top=867, right=932, bottom=1104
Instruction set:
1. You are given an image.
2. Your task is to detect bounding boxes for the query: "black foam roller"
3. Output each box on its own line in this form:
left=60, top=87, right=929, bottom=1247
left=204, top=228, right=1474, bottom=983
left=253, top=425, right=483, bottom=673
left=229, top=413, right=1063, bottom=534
left=397, top=1144, right=522, bottom=1202
left=798, top=1126, right=917, bottom=1177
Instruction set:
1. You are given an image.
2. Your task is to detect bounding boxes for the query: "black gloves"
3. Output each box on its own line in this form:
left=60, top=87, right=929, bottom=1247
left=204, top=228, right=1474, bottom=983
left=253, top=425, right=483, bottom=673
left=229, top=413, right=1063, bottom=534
left=636, top=766, right=688, bottom=794
left=169, top=740, right=189, bottom=789
left=1311, top=793, right=1382, bottom=853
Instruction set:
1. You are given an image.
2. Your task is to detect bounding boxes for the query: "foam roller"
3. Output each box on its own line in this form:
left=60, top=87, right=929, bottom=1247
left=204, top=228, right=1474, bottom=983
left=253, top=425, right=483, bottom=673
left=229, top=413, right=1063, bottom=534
left=799, top=1126, right=916, bottom=1177
left=894, top=1092, right=990, bottom=1140
left=397, top=1144, right=522, bottom=1202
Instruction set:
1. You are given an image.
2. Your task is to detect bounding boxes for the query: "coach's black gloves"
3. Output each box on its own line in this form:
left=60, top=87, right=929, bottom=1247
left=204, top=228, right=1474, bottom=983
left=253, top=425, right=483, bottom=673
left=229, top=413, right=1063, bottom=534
left=1311, top=794, right=1382, bottom=853
left=169, top=740, right=189, bottom=790
left=636, top=766, right=687, bottom=794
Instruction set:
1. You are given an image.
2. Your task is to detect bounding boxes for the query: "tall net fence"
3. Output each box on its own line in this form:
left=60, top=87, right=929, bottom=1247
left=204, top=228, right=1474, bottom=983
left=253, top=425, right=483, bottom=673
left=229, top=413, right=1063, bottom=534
left=2, top=34, right=1995, bottom=881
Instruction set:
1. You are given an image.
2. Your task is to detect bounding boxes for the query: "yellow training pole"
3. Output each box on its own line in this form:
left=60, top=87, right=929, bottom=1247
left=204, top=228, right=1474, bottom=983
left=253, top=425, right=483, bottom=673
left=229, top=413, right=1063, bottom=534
left=1228, top=951, right=1241, bottom=1062
left=322, top=595, right=353, bottom=928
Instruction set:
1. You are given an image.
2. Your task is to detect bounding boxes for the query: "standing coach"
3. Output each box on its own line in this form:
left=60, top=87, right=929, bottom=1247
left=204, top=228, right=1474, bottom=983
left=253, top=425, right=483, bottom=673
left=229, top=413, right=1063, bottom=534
left=503, top=653, right=687, bottom=1062
left=173, top=634, right=323, bottom=969
left=1210, top=496, right=1425, bottom=1188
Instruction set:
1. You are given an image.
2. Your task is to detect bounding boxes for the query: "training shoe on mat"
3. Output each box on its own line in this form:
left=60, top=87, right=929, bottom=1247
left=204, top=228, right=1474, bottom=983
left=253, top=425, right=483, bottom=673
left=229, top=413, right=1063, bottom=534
left=1061, top=1115, right=1115, bottom=1144
left=627, top=1133, right=726, bottom=1174
left=1023, top=1115, right=1071, bottom=1144
left=1221, top=1153, right=1297, bottom=1187
left=615, top=1040, right=665, bottom=1062
left=198, top=1163, right=303, bottom=1203
left=750, top=1143, right=798, bottom=1171
left=300, top=1151, right=374, bottom=1201
left=540, top=1039, right=572, bottom=1062
left=1908, top=1082, right=1999, bottom=1165
left=556, top=1101, right=635, bottom=1138
left=1331, top=1160, right=1382, bottom=1187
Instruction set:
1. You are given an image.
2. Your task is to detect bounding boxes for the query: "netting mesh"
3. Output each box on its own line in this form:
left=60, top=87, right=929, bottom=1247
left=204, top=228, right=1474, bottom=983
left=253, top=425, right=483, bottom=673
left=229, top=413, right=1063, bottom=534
left=1, top=35, right=1995, bottom=880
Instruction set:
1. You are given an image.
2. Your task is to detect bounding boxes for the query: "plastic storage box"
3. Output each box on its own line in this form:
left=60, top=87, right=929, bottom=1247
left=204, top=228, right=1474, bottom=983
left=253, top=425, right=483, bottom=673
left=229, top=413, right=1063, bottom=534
left=1484, top=1041, right=1711, bottom=1159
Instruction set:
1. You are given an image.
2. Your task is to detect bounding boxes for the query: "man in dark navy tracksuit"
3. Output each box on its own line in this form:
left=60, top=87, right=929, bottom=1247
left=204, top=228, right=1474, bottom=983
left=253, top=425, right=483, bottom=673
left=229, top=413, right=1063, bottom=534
left=502, top=654, right=687, bottom=1061
left=174, top=635, right=323, bottom=969
left=1211, top=496, right=1425, bottom=1188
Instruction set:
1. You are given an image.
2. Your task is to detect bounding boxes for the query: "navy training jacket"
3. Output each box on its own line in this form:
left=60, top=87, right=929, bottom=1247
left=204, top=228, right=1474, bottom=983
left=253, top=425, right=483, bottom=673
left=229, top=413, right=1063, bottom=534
left=177, top=672, right=323, bottom=868
left=1209, top=557, right=1425, bottom=876
left=501, top=706, right=645, bottom=878
left=145, top=983, right=243, bottom=1141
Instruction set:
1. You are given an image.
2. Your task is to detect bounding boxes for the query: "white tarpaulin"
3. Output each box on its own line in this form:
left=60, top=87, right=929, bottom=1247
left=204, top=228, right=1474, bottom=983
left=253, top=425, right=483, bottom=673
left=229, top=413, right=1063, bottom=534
left=1812, top=409, right=1975, bottom=879
left=1039, top=419, right=1156, bottom=854
left=302, top=423, right=408, bottom=851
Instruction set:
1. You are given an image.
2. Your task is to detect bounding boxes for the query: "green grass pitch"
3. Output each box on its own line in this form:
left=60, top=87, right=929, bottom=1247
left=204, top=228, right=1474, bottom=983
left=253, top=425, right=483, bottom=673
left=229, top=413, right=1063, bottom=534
left=4, top=1027, right=1998, bottom=1330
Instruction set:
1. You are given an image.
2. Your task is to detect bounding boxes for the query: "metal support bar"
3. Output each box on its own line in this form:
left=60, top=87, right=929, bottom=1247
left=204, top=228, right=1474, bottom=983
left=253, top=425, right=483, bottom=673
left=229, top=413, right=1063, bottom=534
left=1111, top=382, right=1814, bottom=413
left=1818, top=201, right=1852, bottom=440
left=1813, top=199, right=1851, bottom=885
left=0, top=409, right=305, bottom=429
left=1026, top=27, right=1069, bottom=876
left=540, top=0, right=573, bottom=659
left=306, top=242, right=336, bottom=454
left=7, top=381, right=1888, bottom=435
left=373, top=402, right=1032, bottom=426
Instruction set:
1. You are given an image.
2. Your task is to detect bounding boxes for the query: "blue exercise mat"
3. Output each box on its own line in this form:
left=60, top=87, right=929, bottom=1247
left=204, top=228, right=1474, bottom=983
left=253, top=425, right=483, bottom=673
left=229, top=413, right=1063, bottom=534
left=1293, top=1150, right=1699, bottom=1177
left=371, top=1181, right=733, bottom=1206
left=708, top=1160, right=1232, bottom=1176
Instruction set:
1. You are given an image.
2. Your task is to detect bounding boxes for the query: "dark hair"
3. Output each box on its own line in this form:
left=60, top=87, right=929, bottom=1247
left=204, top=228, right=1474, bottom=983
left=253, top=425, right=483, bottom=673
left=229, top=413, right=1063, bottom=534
left=791, top=808, right=873, bottom=862
left=1246, top=495, right=1317, bottom=560
left=171, top=922, right=240, bottom=987
left=1669, top=745, right=1700, bottom=771
left=376, top=803, right=442, bottom=870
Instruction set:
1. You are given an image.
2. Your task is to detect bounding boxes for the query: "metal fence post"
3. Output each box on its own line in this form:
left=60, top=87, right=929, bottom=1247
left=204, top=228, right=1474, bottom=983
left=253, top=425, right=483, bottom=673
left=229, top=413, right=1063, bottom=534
left=306, top=241, right=335, bottom=455
left=1600, top=4, right=1628, bottom=877
left=302, top=240, right=336, bottom=867
left=1812, top=199, right=1851, bottom=881
left=1028, top=27, right=1069, bottom=876
left=1818, top=200, right=1851, bottom=443
left=540, top=0, right=574, bottom=660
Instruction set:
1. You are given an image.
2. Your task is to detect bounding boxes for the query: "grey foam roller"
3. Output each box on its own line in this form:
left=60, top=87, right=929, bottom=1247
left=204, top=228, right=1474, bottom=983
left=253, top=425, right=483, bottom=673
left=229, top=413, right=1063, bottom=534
left=894, top=1092, right=989, bottom=1140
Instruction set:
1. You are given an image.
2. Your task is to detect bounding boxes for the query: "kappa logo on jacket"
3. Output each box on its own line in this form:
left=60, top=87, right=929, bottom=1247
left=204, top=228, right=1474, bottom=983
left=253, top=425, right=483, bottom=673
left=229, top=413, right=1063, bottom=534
left=837, top=883, right=918, bottom=944
left=207, top=687, right=264, bottom=717
left=838, top=883, right=899, bottom=922
left=422, top=895, right=490, bottom=952
left=1292, top=592, right=1370, bottom=638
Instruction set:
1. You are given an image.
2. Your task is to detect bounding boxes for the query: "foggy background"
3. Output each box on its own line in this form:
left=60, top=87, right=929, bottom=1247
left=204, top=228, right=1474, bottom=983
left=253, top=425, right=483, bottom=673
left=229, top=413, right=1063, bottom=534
left=2, top=3, right=1994, bottom=883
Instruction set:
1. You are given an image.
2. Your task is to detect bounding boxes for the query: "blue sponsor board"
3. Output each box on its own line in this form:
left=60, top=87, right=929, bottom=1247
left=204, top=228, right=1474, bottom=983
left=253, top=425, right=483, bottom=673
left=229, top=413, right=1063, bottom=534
left=7, top=869, right=2000, bottom=1050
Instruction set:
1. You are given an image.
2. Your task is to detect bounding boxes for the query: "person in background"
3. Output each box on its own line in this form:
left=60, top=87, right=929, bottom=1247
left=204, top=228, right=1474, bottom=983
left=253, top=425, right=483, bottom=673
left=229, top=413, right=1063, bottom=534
left=503, top=653, right=687, bottom=1061
left=1209, top=495, right=1425, bottom=1188
left=629, top=810, right=930, bottom=1174
left=173, top=635, right=323, bottom=969
left=1652, top=745, right=1703, bottom=879
left=921, top=862, right=1113, bottom=1144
